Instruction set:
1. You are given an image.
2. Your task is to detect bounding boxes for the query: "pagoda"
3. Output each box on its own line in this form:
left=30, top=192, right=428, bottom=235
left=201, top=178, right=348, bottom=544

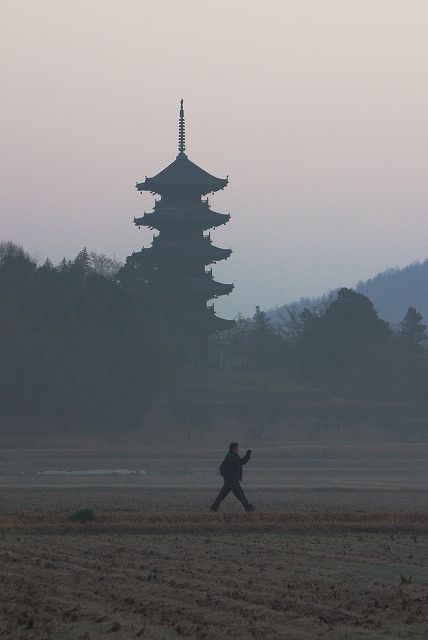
left=129, top=100, right=234, bottom=361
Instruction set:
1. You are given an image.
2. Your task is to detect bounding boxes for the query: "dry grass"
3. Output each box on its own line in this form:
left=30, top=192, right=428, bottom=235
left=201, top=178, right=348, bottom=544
left=1, top=510, right=428, bottom=534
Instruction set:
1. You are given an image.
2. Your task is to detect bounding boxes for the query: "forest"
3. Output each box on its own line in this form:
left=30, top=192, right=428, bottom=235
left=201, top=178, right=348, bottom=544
left=0, top=242, right=171, bottom=441
left=211, top=291, right=428, bottom=400
left=1, top=241, right=428, bottom=444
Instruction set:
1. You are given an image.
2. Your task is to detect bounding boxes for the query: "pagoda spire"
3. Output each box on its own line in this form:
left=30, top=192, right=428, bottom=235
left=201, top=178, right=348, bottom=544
left=178, top=99, right=185, bottom=155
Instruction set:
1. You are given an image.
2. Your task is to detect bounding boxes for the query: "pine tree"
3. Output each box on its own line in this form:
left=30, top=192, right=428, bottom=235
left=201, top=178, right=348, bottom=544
left=399, top=307, right=427, bottom=349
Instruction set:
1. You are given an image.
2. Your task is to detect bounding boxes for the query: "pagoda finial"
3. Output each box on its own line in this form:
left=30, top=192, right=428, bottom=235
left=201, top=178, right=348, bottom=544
left=178, top=98, right=185, bottom=155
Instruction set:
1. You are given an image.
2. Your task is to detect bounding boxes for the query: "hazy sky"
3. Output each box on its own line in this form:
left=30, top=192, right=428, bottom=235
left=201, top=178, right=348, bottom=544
left=2, top=1, right=428, bottom=318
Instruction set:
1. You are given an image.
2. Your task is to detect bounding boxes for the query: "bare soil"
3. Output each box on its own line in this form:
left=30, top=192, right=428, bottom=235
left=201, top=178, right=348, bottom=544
left=1, top=436, right=428, bottom=639
left=1, top=525, right=428, bottom=639
left=1, top=488, right=428, bottom=639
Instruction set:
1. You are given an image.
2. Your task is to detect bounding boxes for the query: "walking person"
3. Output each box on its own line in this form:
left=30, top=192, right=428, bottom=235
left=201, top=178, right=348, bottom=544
left=210, top=442, right=255, bottom=512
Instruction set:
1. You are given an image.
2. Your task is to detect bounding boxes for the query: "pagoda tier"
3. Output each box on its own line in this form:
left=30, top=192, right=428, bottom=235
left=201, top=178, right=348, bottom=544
left=189, top=313, right=235, bottom=332
left=136, top=151, right=228, bottom=196
left=134, top=242, right=232, bottom=265
left=180, top=277, right=234, bottom=300
left=134, top=206, right=230, bottom=231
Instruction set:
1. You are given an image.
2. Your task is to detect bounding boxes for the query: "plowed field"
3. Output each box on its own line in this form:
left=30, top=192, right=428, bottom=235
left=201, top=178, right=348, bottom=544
left=1, top=487, right=428, bottom=639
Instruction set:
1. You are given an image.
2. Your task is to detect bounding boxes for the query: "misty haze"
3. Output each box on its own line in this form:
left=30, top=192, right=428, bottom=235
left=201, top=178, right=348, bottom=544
left=2, top=2, right=428, bottom=639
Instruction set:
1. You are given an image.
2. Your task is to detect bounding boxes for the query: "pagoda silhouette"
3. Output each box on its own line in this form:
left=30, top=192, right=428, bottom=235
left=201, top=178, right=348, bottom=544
left=130, top=100, right=234, bottom=364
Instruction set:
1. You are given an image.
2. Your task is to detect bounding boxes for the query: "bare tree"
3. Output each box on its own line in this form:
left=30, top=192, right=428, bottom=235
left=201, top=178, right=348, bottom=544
left=237, top=390, right=281, bottom=446
left=89, top=252, right=123, bottom=280
left=166, top=395, right=214, bottom=437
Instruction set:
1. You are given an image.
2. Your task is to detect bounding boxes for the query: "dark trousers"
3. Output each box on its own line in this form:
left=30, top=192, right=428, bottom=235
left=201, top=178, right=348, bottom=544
left=211, top=479, right=250, bottom=510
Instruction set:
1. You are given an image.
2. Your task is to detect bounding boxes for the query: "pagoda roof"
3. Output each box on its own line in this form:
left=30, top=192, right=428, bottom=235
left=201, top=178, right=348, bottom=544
left=139, top=243, right=232, bottom=265
left=134, top=208, right=230, bottom=229
left=180, top=278, right=234, bottom=299
left=190, top=313, right=235, bottom=333
left=136, top=152, right=228, bottom=196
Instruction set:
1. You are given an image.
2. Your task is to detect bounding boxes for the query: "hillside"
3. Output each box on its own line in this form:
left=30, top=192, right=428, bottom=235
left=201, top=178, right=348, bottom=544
left=356, top=260, right=428, bottom=324
left=270, top=258, right=428, bottom=325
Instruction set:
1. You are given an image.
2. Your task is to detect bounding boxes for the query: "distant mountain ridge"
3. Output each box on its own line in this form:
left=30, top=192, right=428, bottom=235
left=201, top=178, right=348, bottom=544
left=270, top=259, right=428, bottom=326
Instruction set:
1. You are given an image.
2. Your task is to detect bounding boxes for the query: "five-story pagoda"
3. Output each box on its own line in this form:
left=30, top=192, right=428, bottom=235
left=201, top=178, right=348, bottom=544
left=129, top=101, right=234, bottom=363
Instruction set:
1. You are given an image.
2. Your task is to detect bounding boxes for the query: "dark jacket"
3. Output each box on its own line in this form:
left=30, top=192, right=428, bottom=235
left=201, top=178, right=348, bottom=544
left=220, top=450, right=251, bottom=482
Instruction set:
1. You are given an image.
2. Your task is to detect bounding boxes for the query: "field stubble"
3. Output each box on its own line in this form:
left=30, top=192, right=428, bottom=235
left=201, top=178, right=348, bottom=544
left=1, top=489, right=428, bottom=639
left=1, top=523, right=428, bottom=639
left=1, top=438, right=428, bottom=638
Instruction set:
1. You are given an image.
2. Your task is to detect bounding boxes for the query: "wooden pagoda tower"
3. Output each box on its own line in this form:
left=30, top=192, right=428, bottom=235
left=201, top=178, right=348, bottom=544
left=130, top=100, right=234, bottom=363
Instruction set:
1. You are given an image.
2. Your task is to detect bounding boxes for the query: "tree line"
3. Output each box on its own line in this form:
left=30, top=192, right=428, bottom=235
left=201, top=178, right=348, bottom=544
left=210, top=288, right=428, bottom=401
left=1, top=240, right=428, bottom=443
left=0, top=242, right=172, bottom=440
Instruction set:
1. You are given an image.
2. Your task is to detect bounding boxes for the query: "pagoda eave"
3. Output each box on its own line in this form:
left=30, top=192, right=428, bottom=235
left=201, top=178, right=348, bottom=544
left=136, top=181, right=227, bottom=197
left=136, top=153, right=228, bottom=196
left=189, top=314, right=235, bottom=334
left=134, top=210, right=230, bottom=230
left=180, top=278, right=234, bottom=299
left=139, top=244, right=232, bottom=264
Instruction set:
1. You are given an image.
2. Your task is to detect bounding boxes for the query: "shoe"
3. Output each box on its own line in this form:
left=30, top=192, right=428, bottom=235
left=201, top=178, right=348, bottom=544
left=210, top=506, right=219, bottom=512
left=245, top=505, right=256, bottom=512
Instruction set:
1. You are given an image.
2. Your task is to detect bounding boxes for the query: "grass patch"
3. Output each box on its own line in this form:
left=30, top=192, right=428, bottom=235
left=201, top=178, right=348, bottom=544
left=68, top=508, right=96, bottom=523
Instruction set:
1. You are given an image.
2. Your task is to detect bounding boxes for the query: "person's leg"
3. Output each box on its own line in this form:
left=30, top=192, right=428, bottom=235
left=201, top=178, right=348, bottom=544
left=210, top=482, right=231, bottom=511
left=230, top=480, right=254, bottom=511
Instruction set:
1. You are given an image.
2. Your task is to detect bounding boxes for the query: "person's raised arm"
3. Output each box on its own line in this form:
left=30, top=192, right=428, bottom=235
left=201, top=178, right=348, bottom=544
left=241, top=449, right=252, bottom=465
